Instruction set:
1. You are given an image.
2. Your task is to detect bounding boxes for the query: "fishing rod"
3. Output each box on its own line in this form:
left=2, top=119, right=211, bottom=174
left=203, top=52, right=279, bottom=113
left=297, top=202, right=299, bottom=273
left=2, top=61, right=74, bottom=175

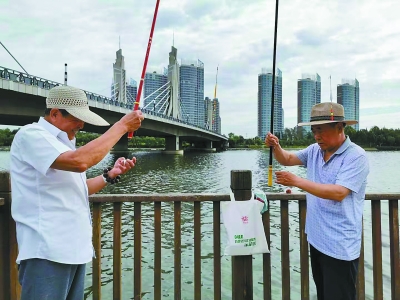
left=128, top=0, right=161, bottom=139
left=268, top=0, right=279, bottom=186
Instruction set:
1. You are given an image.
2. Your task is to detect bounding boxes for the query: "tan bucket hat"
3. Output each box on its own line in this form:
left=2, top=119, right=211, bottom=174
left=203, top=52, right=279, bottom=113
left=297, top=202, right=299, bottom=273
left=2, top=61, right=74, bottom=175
left=298, top=102, right=358, bottom=126
left=46, top=85, right=109, bottom=126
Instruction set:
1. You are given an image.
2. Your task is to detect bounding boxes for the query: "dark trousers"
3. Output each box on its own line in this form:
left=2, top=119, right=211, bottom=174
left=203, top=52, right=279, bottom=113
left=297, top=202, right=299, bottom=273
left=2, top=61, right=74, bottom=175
left=18, top=258, right=86, bottom=300
left=310, top=244, right=359, bottom=300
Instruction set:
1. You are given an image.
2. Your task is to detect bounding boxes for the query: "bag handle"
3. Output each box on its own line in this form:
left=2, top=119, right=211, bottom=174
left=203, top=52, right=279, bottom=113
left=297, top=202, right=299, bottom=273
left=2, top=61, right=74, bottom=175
left=229, top=190, right=254, bottom=202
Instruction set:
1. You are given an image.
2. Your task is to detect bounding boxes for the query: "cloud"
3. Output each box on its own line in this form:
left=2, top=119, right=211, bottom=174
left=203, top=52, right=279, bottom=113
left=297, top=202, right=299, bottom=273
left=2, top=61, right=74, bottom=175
left=295, top=30, right=329, bottom=47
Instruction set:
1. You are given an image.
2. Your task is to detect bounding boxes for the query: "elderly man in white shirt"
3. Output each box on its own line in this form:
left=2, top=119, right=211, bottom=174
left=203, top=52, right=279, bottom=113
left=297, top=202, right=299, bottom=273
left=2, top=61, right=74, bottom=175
left=10, top=85, right=144, bottom=300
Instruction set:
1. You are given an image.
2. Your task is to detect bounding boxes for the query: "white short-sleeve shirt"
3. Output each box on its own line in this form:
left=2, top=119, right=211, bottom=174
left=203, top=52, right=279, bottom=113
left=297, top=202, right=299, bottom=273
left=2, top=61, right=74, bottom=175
left=10, top=117, right=93, bottom=264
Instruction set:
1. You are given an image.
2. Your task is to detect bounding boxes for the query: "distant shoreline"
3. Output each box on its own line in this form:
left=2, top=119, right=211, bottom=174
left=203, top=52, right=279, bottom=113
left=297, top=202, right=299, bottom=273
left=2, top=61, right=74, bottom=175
left=229, top=146, right=380, bottom=151
left=0, top=146, right=385, bottom=152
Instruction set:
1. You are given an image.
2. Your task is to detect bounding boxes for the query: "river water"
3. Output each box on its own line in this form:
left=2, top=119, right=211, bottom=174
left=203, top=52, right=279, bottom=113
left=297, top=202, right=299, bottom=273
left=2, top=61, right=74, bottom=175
left=0, top=149, right=398, bottom=299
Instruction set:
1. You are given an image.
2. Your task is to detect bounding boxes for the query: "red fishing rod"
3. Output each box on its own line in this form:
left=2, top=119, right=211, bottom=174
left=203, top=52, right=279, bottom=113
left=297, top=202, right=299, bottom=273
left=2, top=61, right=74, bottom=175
left=268, top=0, right=279, bottom=186
left=128, top=0, right=161, bottom=139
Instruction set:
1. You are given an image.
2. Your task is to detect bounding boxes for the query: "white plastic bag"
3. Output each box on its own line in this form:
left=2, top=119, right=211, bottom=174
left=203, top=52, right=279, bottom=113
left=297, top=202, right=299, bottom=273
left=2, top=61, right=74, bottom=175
left=221, top=191, right=270, bottom=256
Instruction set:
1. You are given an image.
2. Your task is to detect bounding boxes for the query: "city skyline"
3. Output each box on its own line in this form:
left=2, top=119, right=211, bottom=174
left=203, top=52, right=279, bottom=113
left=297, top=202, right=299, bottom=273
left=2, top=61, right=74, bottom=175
left=1, top=0, right=399, bottom=136
left=108, top=41, right=223, bottom=131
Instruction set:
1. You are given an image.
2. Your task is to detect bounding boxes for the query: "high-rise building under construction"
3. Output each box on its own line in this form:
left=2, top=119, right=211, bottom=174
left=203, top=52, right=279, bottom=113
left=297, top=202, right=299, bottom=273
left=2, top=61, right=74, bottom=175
left=204, top=96, right=213, bottom=129
left=212, top=98, right=221, bottom=134
left=205, top=67, right=222, bottom=134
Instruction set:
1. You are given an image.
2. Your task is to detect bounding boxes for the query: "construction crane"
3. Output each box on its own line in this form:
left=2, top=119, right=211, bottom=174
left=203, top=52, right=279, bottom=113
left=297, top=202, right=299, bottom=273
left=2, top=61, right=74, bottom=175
left=214, top=66, right=219, bottom=99
left=212, top=66, right=219, bottom=128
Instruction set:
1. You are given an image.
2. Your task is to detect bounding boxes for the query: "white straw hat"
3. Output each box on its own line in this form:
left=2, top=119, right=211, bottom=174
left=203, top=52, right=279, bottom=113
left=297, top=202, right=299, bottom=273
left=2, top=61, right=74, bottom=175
left=46, top=85, right=109, bottom=126
left=298, top=102, right=358, bottom=126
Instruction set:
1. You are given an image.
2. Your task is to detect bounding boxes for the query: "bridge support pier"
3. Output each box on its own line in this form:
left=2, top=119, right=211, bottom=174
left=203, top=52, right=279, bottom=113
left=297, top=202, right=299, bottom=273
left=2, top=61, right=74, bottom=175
left=163, top=136, right=183, bottom=155
left=112, top=133, right=129, bottom=152
left=192, top=141, right=216, bottom=153
left=213, top=140, right=229, bottom=151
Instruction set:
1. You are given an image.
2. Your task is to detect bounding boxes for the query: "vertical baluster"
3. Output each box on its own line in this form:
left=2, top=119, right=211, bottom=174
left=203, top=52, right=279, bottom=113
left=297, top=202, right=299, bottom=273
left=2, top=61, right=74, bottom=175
left=154, top=202, right=162, bottom=300
left=371, top=200, right=383, bottom=299
left=113, top=202, right=122, bottom=299
left=194, top=201, right=201, bottom=300
left=0, top=171, right=20, bottom=300
left=263, top=204, right=271, bottom=300
left=356, top=219, right=365, bottom=300
left=134, top=202, right=142, bottom=299
left=213, top=201, right=221, bottom=300
left=389, top=200, right=400, bottom=300
left=9, top=203, right=19, bottom=300
left=92, top=202, right=102, bottom=300
left=0, top=198, right=5, bottom=300
left=281, top=200, right=290, bottom=300
left=298, top=200, right=309, bottom=300
left=174, top=201, right=182, bottom=300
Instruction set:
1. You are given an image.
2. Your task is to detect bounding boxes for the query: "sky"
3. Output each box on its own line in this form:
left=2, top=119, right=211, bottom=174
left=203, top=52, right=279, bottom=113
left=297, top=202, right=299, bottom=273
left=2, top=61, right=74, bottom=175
left=1, top=0, right=400, bottom=137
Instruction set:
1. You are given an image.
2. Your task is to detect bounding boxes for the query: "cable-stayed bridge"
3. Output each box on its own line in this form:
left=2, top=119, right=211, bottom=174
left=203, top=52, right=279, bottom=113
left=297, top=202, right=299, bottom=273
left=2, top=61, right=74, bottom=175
left=0, top=66, right=228, bottom=154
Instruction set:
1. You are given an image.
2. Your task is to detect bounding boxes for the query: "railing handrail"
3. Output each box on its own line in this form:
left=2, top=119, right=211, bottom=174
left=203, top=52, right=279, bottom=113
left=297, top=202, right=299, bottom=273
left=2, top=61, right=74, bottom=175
left=0, top=66, right=60, bottom=87
left=89, top=193, right=400, bottom=203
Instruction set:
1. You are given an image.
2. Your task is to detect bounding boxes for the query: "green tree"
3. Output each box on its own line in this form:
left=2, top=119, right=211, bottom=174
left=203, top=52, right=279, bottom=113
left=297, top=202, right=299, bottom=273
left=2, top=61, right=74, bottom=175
left=344, top=126, right=357, bottom=141
left=387, top=135, right=396, bottom=146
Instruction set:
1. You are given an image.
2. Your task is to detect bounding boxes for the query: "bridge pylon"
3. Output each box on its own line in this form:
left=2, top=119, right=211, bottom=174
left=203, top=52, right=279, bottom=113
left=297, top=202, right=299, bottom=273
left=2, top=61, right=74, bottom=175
left=112, top=49, right=127, bottom=107
left=167, top=46, right=180, bottom=119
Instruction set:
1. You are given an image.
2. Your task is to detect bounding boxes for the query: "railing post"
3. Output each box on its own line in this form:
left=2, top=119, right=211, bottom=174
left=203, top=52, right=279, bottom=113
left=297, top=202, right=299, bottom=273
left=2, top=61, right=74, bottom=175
left=389, top=199, right=400, bottom=300
left=371, top=201, right=383, bottom=299
left=356, top=219, right=365, bottom=300
left=113, top=202, right=122, bottom=300
left=230, top=170, right=253, bottom=300
left=298, top=200, right=309, bottom=300
left=0, top=171, right=20, bottom=300
left=92, top=202, right=102, bottom=300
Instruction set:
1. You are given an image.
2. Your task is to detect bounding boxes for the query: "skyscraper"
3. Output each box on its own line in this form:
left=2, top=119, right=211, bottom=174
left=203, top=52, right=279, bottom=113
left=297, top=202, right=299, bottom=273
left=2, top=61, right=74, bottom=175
left=257, top=68, right=283, bottom=138
left=143, top=70, right=168, bottom=113
left=180, top=59, right=205, bottom=127
left=337, top=79, right=359, bottom=130
left=126, top=78, right=137, bottom=108
left=297, top=73, right=321, bottom=133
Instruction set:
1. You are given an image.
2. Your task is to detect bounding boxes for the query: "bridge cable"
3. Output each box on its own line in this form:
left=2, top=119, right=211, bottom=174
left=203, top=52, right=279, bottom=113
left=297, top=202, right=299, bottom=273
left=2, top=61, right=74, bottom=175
left=0, top=41, right=29, bottom=75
